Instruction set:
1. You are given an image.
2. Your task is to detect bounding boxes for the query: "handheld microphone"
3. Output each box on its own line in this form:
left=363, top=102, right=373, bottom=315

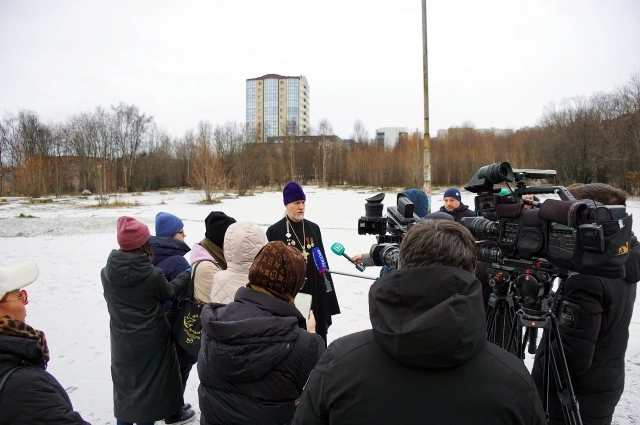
left=311, top=247, right=333, bottom=292
left=331, top=242, right=366, bottom=272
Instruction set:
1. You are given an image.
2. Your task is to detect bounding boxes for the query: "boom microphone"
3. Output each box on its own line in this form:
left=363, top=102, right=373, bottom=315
left=331, top=242, right=366, bottom=272
left=311, top=247, right=333, bottom=292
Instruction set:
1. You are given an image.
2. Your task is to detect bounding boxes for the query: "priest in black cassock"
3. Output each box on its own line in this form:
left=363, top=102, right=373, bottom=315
left=266, top=182, right=340, bottom=345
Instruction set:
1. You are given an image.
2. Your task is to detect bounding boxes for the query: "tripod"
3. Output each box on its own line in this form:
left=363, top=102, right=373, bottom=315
left=507, top=294, right=583, bottom=425
left=485, top=290, right=516, bottom=349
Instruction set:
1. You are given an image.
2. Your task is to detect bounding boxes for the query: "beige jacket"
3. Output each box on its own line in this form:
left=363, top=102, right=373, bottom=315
left=210, top=220, right=267, bottom=304
left=189, top=242, right=222, bottom=304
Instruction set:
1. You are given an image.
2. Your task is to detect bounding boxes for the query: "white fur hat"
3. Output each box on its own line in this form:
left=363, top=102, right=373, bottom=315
left=0, top=261, right=39, bottom=300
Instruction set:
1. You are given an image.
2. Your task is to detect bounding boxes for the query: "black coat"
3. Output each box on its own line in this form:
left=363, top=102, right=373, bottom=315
left=293, top=267, right=546, bottom=425
left=0, top=332, right=90, bottom=425
left=531, top=238, right=640, bottom=425
left=198, top=287, right=325, bottom=425
left=101, top=249, right=190, bottom=423
left=150, top=235, right=195, bottom=366
left=439, top=203, right=476, bottom=222
left=266, top=217, right=340, bottom=343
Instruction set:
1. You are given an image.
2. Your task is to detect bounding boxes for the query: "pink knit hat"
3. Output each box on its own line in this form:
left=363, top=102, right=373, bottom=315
left=117, top=216, right=150, bottom=250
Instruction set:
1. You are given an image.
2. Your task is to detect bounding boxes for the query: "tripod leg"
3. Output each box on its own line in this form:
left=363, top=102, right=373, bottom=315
left=486, top=305, right=498, bottom=343
left=502, top=304, right=515, bottom=351
left=542, top=324, right=551, bottom=420
left=547, top=314, right=583, bottom=425
left=506, top=310, right=520, bottom=354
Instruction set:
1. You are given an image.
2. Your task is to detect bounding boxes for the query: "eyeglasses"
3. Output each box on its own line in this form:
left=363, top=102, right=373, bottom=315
left=0, top=289, right=28, bottom=305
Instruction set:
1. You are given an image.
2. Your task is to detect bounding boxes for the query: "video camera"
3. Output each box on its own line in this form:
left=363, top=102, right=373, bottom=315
left=357, top=193, right=418, bottom=270
left=462, top=162, right=632, bottom=312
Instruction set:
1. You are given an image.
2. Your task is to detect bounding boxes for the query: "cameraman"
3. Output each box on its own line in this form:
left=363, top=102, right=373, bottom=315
left=439, top=187, right=476, bottom=222
left=293, top=220, right=546, bottom=425
left=531, top=183, right=639, bottom=425
left=351, top=189, right=431, bottom=276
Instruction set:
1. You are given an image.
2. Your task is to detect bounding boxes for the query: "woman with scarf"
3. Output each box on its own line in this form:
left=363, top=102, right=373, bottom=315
left=0, top=261, right=90, bottom=424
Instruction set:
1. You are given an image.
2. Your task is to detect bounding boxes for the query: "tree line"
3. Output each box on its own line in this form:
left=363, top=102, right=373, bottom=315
left=1, top=73, right=638, bottom=200
left=433, top=73, right=640, bottom=194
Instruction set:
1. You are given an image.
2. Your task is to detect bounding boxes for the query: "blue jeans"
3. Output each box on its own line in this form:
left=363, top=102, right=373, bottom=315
left=116, top=421, right=154, bottom=425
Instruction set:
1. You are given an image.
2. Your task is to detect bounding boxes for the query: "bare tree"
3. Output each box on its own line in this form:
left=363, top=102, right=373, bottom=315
left=352, top=119, right=369, bottom=144
left=111, top=103, right=153, bottom=192
left=317, top=118, right=333, bottom=186
left=189, top=121, right=224, bottom=203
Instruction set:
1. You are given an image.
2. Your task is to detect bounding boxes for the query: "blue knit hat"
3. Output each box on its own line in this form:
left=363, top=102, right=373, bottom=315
left=155, top=212, right=184, bottom=238
left=443, top=188, right=462, bottom=203
left=283, top=181, right=306, bottom=205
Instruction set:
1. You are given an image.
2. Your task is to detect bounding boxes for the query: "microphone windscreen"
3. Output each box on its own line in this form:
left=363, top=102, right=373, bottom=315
left=538, top=199, right=574, bottom=225
left=311, top=247, right=327, bottom=273
left=331, top=242, right=345, bottom=256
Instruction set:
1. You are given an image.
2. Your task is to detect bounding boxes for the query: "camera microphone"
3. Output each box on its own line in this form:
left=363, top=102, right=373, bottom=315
left=311, top=247, right=333, bottom=292
left=331, top=242, right=366, bottom=272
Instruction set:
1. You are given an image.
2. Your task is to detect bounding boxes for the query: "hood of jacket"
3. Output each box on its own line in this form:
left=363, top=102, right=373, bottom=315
left=149, top=236, right=190, bottom=266
left=201, top=287, right=304, bottom=383
left=223, top=221, right=267, bottom=271
left=190, top=242, right=214, bottom=264
left=369, top=266, right=486, bottom=369
left=399, top=189, right=429, bottom=218
left=102, top=249, right=154, bottom=288
left=0, top=334, right=45, bottom=375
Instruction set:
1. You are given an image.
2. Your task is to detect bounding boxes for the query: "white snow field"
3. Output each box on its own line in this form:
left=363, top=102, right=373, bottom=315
left=1, top=186, right=639, bottom=424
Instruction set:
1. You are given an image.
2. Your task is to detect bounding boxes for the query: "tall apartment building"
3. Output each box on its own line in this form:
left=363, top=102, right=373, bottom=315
left=246, top=74, right=310, bottom=142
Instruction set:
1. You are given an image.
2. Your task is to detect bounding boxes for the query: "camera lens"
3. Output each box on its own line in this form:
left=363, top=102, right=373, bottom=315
left=463, top=217, right=499, bottom=241
left=477, top=244, right=502, bottom=263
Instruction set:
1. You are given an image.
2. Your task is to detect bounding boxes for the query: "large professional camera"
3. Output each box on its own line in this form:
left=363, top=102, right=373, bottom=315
left=357, top=193, right=418, bottom=270
left=463, top=161, right=632, bottom=312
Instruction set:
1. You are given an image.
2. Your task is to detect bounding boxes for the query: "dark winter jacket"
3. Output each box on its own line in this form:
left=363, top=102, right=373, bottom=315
left=439, top=203, right=476, bottom=222
left=0, top=333, right=90, bottom=425
left=150, top=235, right=195, bottom=366
left=293, top=266, right=546, bottom=425
left=198, top=286, right=325, bottom=425
left=150, top=235, right=191, bottom=283
left=267, top=217, right=340, bottom=344
left=531, top=237, right=640, bottom=425
left=101, top=249, right=191, bottom=423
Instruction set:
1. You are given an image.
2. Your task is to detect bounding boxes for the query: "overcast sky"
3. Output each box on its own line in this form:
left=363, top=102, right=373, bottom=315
left=1, top=0, right=639, bottom=140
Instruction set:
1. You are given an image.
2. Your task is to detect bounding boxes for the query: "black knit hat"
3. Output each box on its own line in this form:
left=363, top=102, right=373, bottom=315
left=204, top=211, right=236, bottom=249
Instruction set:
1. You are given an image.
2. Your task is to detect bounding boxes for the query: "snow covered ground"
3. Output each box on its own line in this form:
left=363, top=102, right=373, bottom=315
left=1, top=186, right=639, bottom=424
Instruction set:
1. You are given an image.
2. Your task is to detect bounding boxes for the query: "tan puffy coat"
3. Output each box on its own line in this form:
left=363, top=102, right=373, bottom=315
left=210, top=220, right=267, bottom=304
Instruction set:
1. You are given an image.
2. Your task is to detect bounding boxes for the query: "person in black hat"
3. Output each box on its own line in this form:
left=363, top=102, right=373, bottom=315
left=439, top=187, right=475, bottom=222
left=266, top=182, right=340, bottom=346
left=189, top=211, right=237, bottom=304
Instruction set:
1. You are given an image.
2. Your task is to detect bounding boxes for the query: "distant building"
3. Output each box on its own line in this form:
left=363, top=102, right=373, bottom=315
left=266, top=135, right=343, bottom=144
left=246, top=74, right=310, bottom=143
left=374, top=127, right=407, bottom=149
left=477, top=128, right=514, bottom=137
left=436, top=127, right=514, bottom=138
